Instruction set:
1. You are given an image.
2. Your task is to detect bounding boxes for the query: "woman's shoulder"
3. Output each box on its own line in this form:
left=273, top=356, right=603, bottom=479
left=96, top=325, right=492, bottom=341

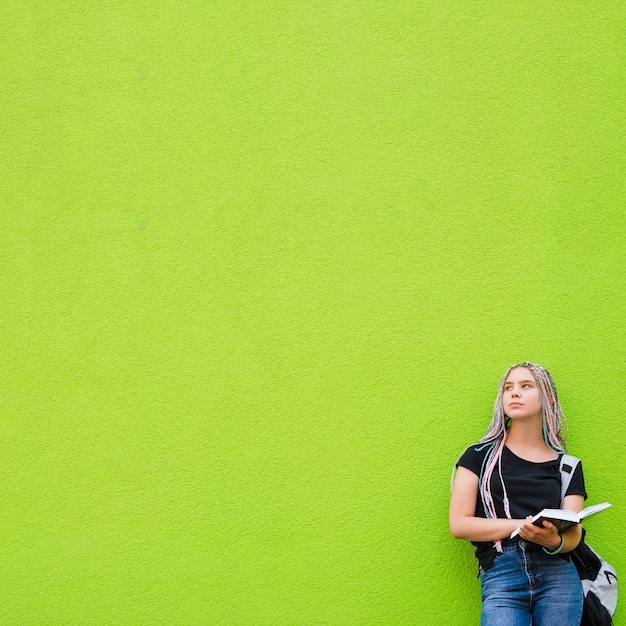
left=456, top=442, right=494, bottom=475
left=460, top=441, right=495, bottom=458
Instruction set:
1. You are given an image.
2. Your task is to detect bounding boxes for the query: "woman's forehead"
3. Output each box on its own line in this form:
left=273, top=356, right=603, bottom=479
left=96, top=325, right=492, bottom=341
left=504, top=366, right=535, bottom=383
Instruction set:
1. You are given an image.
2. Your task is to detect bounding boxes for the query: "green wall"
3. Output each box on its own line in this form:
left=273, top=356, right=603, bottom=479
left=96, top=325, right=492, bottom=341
left=2, top=2, right=625, bottom=624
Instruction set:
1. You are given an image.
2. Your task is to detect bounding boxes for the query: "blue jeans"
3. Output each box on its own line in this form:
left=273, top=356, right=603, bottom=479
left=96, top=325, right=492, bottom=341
left=480, top=540, right=583, bottom=626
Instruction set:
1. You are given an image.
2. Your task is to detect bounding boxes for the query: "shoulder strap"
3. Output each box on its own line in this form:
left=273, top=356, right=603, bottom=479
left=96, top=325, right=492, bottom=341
left=559, top=454, right=581, bottom=505
left=450, top=453, right=462, bottom=493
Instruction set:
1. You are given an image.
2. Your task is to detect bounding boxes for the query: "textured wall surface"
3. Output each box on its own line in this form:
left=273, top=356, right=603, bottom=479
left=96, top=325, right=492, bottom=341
left=2, top=2, right=625, bottom=624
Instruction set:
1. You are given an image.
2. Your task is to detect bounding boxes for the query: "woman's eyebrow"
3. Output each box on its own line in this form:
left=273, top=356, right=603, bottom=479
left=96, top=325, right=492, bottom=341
left=504, top=379, right=536, bottom=385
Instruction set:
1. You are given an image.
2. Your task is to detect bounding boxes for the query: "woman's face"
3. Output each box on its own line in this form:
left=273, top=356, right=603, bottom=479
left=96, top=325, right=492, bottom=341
left=502, top=366, right=543, bottom=421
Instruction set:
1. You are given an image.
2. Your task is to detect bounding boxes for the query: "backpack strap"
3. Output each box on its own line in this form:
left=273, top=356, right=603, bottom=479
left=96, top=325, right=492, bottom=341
left=559, top=454, right=581, bottom=505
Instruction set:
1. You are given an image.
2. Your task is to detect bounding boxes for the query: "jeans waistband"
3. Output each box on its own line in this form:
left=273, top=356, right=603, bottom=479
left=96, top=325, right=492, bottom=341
left=500, top=538, right=543, bottom=552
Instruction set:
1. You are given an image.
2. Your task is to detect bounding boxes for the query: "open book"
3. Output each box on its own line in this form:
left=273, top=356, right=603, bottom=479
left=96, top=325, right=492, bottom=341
left=510, top=502, right=612, bottom=538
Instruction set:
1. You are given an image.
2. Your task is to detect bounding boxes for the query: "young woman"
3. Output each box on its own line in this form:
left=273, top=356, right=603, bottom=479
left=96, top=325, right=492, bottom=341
left=449, top=363, right=586, bottom=625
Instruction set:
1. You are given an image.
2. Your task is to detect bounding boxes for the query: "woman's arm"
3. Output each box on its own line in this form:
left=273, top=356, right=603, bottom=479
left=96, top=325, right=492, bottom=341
left=517, top=494, right=584, bottom=552
left=449, top=466, right=525, bottom=542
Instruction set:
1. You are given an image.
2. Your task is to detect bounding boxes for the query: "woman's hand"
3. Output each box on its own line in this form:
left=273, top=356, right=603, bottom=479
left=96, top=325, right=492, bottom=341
left=518, top=518, right=561, bottom=550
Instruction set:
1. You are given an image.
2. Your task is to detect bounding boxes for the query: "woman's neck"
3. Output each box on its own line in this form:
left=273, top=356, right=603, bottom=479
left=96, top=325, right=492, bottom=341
left=505, top=423, right=557, bottom=461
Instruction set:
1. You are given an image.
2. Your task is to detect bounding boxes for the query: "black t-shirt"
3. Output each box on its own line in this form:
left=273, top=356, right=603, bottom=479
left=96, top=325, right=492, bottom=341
left=457, top=443, right=587, bottom=570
